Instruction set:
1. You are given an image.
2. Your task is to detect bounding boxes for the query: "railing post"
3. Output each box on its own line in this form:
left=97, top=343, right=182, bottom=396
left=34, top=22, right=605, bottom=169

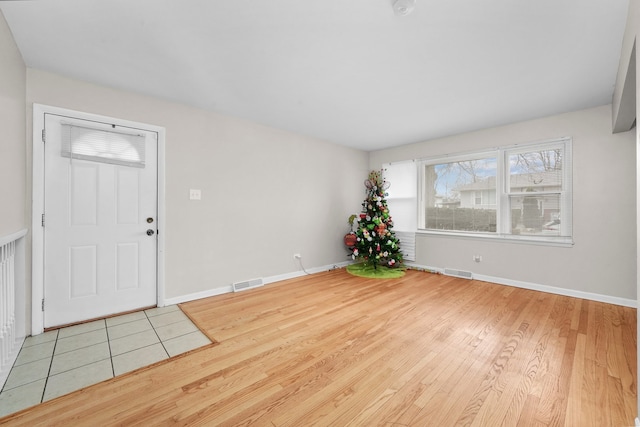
left=0, top=229, right=27, bottom=390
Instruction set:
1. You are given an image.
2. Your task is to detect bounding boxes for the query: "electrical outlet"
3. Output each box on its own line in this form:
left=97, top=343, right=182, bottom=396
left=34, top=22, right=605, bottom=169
left=473, top=255, right=482, bottom=263
left=189, top=189, right=201, bottom=200
left=293, top=254, right=301, bottom=260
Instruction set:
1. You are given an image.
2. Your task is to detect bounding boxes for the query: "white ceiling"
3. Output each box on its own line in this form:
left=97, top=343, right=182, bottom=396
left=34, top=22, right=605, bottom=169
left=0, top=0, right=630, bottom=151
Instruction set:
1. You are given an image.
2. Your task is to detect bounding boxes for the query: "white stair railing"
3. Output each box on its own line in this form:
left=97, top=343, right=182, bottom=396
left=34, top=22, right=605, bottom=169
left=0, top=229, right=27, bottom=390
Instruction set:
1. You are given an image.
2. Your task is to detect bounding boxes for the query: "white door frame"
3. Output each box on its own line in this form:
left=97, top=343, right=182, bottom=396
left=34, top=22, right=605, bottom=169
left=31, top=104, right=166, bottom=335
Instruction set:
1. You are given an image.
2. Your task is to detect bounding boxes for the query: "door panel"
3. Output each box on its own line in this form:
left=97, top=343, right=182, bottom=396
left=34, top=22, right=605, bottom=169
left=70, top=163, right=99, bottom=226
left=116, top=243, right=139, bottom=290
left=43, top=114, right=157, bottom=328
left=69, top=245, right=97, bottom=298
left=116, top=169, right=140, bottom=224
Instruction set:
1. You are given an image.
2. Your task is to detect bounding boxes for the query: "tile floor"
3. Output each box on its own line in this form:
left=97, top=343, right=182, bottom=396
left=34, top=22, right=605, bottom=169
left=0, top=305, right=212, bottom=417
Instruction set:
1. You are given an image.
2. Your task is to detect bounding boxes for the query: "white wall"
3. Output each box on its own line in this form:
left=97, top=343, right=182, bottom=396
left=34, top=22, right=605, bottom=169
left=370, top=105, right=636, bottom=303
left=611, top=2, right=640, bottom=421
left=0, top=12, right=26, bottom=237
left=25, top=69, right=369, bottom=304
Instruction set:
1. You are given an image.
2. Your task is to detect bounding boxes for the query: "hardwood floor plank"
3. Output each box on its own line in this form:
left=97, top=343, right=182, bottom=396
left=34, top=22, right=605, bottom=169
left=617, top=306, right=639, bottom=422
left=498, top=328, right=551, bottom=426
left=456, top=321, right=530, bottom=426
left=532, top=296, right=581, bottom=426
left=354, top=351, right=439, bottom=425
left=0, top=269, right=635, bottom=426
left=516, top=395, right=541, bottom=427
left=563, top=332, right=586, bottom=427
left=409, top=354, right=486, bottom=426
left=608, top=375, right=630, bottom=427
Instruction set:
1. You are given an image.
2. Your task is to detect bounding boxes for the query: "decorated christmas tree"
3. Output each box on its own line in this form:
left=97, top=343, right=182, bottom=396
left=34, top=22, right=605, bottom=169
left=350, top=170, right=404, bottom=269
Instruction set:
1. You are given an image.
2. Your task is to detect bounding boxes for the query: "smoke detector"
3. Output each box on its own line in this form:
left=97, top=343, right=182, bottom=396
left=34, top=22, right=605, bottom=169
left=392, top=0, right=416, bottom=16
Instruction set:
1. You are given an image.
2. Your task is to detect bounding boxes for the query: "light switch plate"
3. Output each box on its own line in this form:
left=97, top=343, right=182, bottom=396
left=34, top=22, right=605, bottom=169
left=189, top=189, right=201, bottom=200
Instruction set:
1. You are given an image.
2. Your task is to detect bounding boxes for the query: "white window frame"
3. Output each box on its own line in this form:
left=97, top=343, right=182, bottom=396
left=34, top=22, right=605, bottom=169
left=417, top=137, right=573, bottom=246
left=417, top=149, right=498, bottom=234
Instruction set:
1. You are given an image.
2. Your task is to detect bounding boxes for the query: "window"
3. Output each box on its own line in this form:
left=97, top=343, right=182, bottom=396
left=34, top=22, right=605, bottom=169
left=383, top=161, right=418, bottom=260
left=421, top=153, right=498, bottom=233
left=383, top=161, right=417, bottom=231
left=505, top=143, right=567, bottom=238
left=418, top=138, right=572, bottom=243
left=61, top=124, right=146, bottom=168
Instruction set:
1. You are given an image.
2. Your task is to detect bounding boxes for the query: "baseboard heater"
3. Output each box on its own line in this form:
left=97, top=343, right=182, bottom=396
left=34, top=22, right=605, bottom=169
left=443, top=268, right=473, bottom=279
left=232, top=278, right=264, bottom=292
left=394, top=231, right=416, bottom=262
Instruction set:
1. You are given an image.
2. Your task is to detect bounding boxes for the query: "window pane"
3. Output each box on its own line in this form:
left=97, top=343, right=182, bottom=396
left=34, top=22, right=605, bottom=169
left=508, top=148, right=562, bottom=192
left=61, top=124, right=146, bottom=168
left=384, top=161, right=417, bottom=231
left=384, top=161, right=416, bottom=198
left=510, top=194, right=562, bottom=236
left=423, top=157, right=497, bottom=232
left=387, top=198, right=416, bottom=231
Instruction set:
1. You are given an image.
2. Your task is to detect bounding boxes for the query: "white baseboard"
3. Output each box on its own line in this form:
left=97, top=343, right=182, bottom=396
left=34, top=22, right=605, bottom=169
left=474, top=273, right=636, bottom=308
left=406, top=263, right=636, bottom=308
left=162, top=260, right=353, bottom=306
left=163, top=285, right=234, bottom=306
left=264, top=260, right=352, bottom=284
left=164, top=261, right=636, bottom=309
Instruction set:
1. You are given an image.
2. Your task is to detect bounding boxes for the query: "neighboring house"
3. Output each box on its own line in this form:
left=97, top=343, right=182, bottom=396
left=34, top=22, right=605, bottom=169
left=455, top=171, right=562, bottom=224
left=455, top=176, right=498, bottom=210
left=435, top=197, right=460, bottom=208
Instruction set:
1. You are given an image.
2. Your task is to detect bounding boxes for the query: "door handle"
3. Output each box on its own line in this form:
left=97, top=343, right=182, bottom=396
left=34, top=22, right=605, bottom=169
left=146, top=229, right=155, bottom=236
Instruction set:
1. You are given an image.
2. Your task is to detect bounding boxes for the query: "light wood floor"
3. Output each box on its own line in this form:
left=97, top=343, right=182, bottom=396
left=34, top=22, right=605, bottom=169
left=1, top=269, right=636, bottom=426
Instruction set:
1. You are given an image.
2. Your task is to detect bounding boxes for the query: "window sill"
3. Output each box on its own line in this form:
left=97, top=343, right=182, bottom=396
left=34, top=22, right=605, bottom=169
left=415, top=229, right=574, bottom=247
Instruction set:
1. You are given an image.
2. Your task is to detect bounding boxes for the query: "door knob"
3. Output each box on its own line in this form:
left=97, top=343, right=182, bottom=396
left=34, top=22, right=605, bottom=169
left=146, top=229, right=155, bottom=236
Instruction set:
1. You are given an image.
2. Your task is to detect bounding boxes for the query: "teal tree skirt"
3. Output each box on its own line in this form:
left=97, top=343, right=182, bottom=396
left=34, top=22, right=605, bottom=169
left=346, top=262, right=406, bottom=279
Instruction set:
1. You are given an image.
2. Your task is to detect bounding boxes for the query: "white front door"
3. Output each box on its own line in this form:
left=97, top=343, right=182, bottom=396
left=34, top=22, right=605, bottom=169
left=43, top=113, right=158, bottom=328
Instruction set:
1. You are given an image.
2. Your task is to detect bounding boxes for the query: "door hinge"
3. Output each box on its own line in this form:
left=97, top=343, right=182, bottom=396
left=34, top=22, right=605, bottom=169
left=41, top=299, right=45, bottom=312
left=41, top=129, right=46, bottom=143
left=41, top=213, right=45, bottom=227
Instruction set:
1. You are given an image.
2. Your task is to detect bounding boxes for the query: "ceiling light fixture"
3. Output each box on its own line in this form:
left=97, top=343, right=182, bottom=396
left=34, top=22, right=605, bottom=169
left=392, top=0, right=416, bottom=16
